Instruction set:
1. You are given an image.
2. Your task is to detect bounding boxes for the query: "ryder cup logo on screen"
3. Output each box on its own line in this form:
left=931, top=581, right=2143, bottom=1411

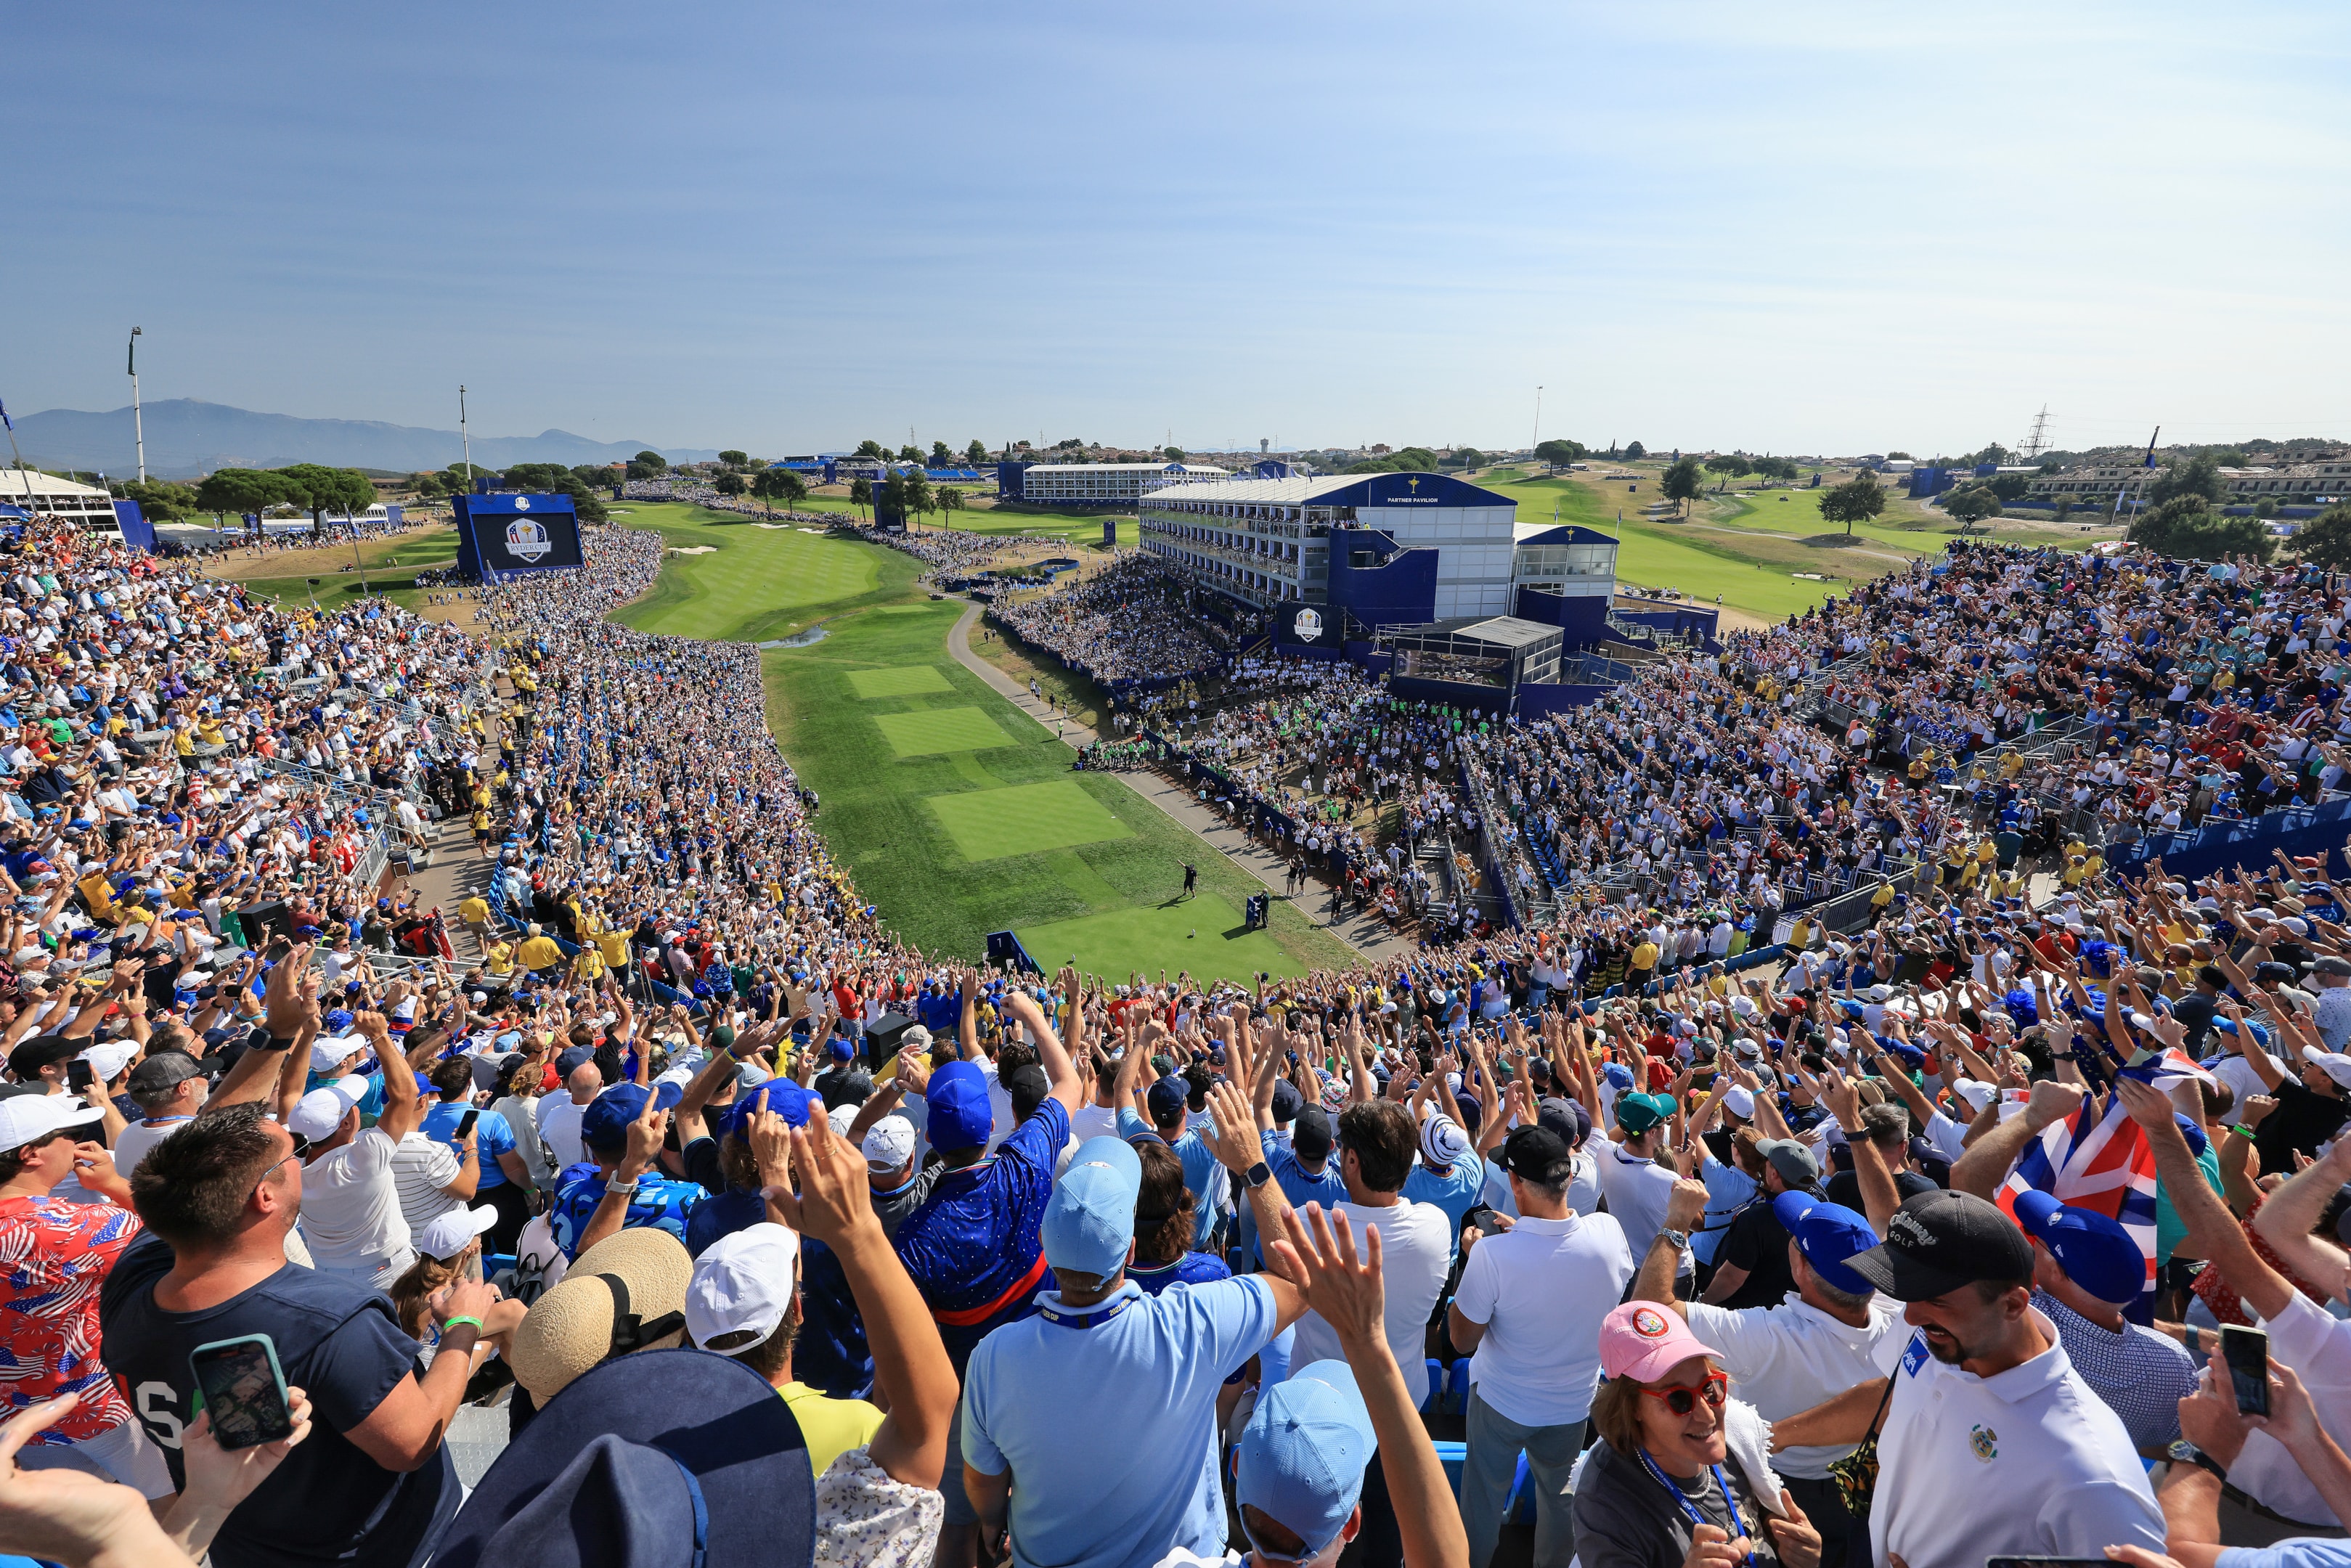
left=1294, top=608, right=1323, bottom=642
left=505, top=518, right=553, bottom=562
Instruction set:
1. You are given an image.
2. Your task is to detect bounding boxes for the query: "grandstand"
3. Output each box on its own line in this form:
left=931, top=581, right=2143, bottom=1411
left=997, top=459, right=1229, bottom=505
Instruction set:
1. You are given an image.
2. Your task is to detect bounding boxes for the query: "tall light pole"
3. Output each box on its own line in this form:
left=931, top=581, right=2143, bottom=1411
left=459, top=385, right=473, bottom=491
left=1532, top=385, right=1542, bottom=460
left=129, top=327, right=145, bottom=482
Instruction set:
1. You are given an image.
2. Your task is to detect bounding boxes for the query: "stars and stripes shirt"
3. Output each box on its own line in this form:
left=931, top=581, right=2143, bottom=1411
left=0, top=1195, right=143, bottom=1441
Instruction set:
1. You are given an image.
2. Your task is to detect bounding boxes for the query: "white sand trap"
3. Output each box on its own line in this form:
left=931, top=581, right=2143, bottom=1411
left=670, top=545, right=718, bottom=555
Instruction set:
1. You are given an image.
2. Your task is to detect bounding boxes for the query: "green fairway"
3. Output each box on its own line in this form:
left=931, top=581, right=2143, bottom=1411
left=759, top=599, right=1352, bottom=977
left=609, top=501, right=921, bottom=642
left=847, top=665, right=953, bottom=698
left=873, top=706, right=1016, bottom=757
left=929, top=780, right=1133, bottom=859
left=1018, top=895, right=1297, bottom=982
left=1480, top=472, right=1855, bottom=618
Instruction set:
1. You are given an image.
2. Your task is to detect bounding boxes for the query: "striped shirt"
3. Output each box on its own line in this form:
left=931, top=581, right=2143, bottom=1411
left=388, top=1132, right=465, bottom=1237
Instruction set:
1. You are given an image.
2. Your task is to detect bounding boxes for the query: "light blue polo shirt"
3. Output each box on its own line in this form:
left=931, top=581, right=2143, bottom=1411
left=1692, top=1146, right=1760, bottom=1266
left=1402, top=1151, right=1486, bottom=1246
left=1115, top=1108, right=1222, bottom=1244
left=961, top=1273, right=1277, bottom=1568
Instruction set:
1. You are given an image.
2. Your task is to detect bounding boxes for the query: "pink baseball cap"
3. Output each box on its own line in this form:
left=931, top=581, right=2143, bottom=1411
left=1598, top=1301, right=1716, bottom=1384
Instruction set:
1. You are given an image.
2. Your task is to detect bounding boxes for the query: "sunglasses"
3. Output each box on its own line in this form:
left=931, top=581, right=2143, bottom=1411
left=1639, top=1370, right=1729, bottom=1416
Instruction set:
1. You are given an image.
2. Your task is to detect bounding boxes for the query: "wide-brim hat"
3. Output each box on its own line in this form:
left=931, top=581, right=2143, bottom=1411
left=509, top=1228, right=693, bottom=1404
left=433, top=1349, right=815, bottom=1568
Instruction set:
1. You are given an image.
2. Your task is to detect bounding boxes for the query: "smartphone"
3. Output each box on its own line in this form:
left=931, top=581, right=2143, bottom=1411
left=455, top=1108, right=480, bottom=1140
left=67, top=1059, right=94, bottom=1092
left=189, top=1334, right=295, bottom=1451
left=2221, top=1324, right=2270, bottom=1416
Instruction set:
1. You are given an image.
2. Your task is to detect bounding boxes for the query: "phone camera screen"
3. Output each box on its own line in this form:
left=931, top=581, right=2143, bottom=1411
left=192, top=1343, right=292, bottom=1450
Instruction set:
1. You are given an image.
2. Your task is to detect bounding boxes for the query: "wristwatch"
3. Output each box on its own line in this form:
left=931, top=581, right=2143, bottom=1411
left=1658, top=1228, right=1690, bottom=1251
left=1244, top=1161, right=1272, bottom=1191
left=2167, top=1440, right=2228, bottom=1482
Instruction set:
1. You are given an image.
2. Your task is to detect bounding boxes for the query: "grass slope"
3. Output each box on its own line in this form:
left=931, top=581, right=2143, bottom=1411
left=760, top=603, right=1350, bottom=979
left=230, top=526, right=462, bottom=617
left=607, top=502, right=921, bottom=642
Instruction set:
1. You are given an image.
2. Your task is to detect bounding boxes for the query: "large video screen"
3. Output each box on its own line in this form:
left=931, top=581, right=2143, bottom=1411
left=465, top=502, right=584, bottom=575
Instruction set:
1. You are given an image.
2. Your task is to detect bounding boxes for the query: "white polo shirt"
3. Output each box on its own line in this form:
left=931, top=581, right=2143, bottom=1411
left=1455, top=1211, right=1633, bottom=1427
left=1870, top=1311, right=2164, bottom=1568
left=1287, top=1197, right=1451, bottom=1410
left=1686, top=1292, right=1907, bottom=1479
left=1592, top=1136, right=1679, bottom=1258
left=537, top=1093, right=590, bottom=1172
left=2222, top=1290, right=2351, bottom=1526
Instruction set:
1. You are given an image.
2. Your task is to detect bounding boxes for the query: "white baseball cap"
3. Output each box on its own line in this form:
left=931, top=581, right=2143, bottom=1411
left=863, top=1115, right=917, bottom=1173
left=309, top=1034, right=367, bottom=1071
left=1723, top=1086, right=1756, bottom=1121
left=0, top=1095, right=102, bottom=1153
left=287, top=1077, right=370, bottom=1142
left=78, top=1042, right=140, bottom=1085
left=2305, top=1050, right=2351, bottom=1090
left=414, top=1204, right=497, bottom=1262
left=683, top=1223, right=799, bottom=1352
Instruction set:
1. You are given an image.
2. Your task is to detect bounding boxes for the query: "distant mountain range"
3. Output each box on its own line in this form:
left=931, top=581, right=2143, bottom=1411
left=12, top=400, right=717, bottom=479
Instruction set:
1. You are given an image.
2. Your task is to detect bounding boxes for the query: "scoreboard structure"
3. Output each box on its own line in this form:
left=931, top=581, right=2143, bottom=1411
left=451, top=492, right=585, bottom=579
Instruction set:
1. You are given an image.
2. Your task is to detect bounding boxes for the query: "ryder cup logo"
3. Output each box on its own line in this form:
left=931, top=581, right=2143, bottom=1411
left=505, top=518, right=552, bottom=562
left=1294, top=608, right=1324, bottom=643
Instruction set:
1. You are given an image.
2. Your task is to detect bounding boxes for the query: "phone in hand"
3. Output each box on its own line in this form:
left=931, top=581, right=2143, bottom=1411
left=67, top=1059, right=94, bottom=1093
left=189, top=1334, right=295, bottom=1451
left=2221, top=1324, right=2270, bottom=1416
left=455, top=1108, right=480, bottom=1140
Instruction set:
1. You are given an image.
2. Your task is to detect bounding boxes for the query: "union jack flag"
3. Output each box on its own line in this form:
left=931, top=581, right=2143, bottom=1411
left=1997, top=1049, right=2214, bottom=1321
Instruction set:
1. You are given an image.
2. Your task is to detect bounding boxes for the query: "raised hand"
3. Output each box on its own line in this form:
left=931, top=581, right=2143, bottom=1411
left=1270, top=1201, right=1387, bottom=1354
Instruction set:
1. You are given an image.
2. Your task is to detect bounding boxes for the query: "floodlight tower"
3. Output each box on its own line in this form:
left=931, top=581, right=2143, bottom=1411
left=128, top=327, right=145, bottom=482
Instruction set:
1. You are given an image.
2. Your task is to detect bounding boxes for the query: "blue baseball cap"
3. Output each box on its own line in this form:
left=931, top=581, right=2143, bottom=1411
left=579, top=1081, right=683, bottom=1154
left=1145, top=1077, right=1188, bottom=1124
left=1771, top=1191, right=1880, bottom=1297
left=1235, top=1360, right=1374, bottom=1561
left=926, top=1060, right=994, bottom=1153
left=1042, top=1136, right=1141, bottom=1278
left=555, top=1045, right=596, bottom=1077
left=2012, top=1191, right=2143, bottom=1304
left=725, top=1078, right=817, bottom=1138
left=324, top=1008, right=355, bottom=1032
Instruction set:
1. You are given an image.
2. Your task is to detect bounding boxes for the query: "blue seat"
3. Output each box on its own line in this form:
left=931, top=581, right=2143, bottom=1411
left=1506, top=1452, right=1535, bottom=1524
left=1446, top=1359, right=1471, bottom=1415
left=1430, top=1440, right=1467, bottom=1499
left=1422, top=1358, right=1445, bottom=1413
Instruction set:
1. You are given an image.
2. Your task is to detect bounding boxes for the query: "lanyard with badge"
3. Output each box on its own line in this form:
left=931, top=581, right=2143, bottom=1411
left=1637, top=1449, right=1753, bottom=1567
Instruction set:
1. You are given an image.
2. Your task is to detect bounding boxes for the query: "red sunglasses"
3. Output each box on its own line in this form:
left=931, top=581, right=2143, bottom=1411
left=1639, top=1371, right=1729, bottom=1416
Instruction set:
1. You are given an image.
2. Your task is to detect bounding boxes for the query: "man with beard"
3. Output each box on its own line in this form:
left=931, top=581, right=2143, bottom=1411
left=1767, top=1178, right=2162, bottom=1568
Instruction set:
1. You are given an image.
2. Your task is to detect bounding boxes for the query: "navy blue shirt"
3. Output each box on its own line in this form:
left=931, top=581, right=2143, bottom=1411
left=893, top=1098, right=1070, bottom=1375
left=99, top=1234, right=457, bottom=1568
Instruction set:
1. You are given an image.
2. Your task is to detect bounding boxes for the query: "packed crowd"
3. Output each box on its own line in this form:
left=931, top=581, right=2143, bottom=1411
left=993, top=557, right=1239, bottom=684
left=7, top=512, right=2351, bottom=1568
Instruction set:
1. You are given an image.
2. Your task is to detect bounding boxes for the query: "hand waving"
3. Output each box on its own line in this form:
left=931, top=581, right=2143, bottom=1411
left=1270, top=1201, right=1387, bottom=1354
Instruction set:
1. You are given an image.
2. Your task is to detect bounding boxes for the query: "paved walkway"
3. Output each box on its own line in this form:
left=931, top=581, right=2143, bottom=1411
left=944, top=601, right=1411, bottom=963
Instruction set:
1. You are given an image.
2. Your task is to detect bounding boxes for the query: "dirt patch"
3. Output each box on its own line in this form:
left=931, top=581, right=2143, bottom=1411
left=1801, top=533, right=1868, bottom=548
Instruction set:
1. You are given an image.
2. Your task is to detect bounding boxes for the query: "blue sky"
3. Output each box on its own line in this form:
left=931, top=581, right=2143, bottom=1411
left=14, top=1, right=2350, bottom=458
